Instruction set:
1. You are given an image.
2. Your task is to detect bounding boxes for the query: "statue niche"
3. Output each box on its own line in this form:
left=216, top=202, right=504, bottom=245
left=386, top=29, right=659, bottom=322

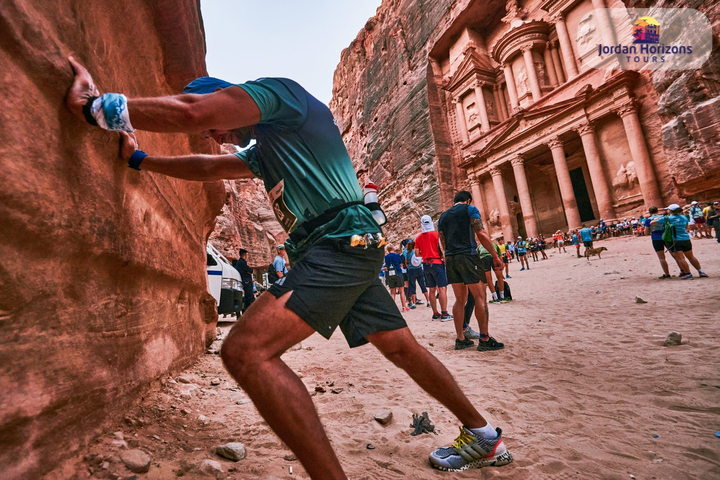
left=488, top=208, right=501, bottom=226
left=612, top=162, right=639, bottom=197
left=576, top=13, right=597, bottom=57
left=516, top=64, right=529, bottom=97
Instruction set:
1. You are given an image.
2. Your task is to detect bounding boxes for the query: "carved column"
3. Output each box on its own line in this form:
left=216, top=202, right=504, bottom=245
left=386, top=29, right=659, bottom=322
left=521, top=45, right=543, bottom=102
left=576, top=122, right=616, bottom=220
left=473, top=81, right=491, bottom=132
left=616, top=102, right=663, bottom=209
left=453, top=98, right=469, bottom=144
left=549, top=40, right=566, bottom=83
left=469, top=173, right=488, bottom=222
left=552, top=15, right=579, bottom=79
left=548, top=137, right=582, bottom=229
left=490, top=168, right=514, bottom=242
left=543, top=42, right=559, bottom=87
left=502, top=63, right=520, bottom=109
left=591, top=0, right=617, bottom=46
left=510, top=156, right=539, bottom=237
left=493, top=85, right=507, bottom=122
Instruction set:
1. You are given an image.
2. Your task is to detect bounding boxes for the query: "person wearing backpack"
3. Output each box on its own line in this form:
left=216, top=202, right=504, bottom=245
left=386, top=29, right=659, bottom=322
left=268, top=245, right=289, bottom=285
left=644, top=206, right=671, bottom=279
left=651, top=204, right=708, bottom=279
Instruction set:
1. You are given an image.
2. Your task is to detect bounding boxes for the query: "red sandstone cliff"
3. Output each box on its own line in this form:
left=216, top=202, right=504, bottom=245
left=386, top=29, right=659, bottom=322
left=625, top=0, right=720, bottom=199
left=0, top=1, right=222, bottom=478
left=330, top=0, right=462, bottom=242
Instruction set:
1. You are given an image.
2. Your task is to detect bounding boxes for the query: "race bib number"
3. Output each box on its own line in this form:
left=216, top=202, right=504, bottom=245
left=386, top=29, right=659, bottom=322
left=268, top=179, right=298, bottom=232
left=388, top=270, right=396, bottom=276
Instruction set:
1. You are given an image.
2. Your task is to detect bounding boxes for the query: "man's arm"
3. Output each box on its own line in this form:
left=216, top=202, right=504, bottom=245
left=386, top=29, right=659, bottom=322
left=472, top=217, right=502, bottom=269
left=66, top=57, right=260, bottom=133
left=118, top=132, right=253, bottom=181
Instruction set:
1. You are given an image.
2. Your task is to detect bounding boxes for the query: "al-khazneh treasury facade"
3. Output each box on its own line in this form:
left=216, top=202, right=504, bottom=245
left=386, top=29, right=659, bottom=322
left=432, top=0, right=678, bottom=241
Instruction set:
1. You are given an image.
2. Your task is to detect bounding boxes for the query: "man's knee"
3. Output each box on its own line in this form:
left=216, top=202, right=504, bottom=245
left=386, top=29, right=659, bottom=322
left=220, top=329, right=258, bottom=378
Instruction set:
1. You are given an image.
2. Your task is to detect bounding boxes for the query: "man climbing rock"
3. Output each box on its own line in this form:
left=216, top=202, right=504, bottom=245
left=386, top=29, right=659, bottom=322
left=66, top=58, right=512, bottom=478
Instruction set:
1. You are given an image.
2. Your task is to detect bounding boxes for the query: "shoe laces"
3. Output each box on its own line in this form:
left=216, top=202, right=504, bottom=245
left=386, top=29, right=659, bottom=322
left=452, top=428, right=476, bottom=451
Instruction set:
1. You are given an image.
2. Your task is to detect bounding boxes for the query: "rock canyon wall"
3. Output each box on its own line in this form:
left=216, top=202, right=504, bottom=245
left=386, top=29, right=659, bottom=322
left=0, top=1, right=223, bottom=478
left=330, top=0, right=462, bottom=242
left=625, top=0, right=720, bottom=199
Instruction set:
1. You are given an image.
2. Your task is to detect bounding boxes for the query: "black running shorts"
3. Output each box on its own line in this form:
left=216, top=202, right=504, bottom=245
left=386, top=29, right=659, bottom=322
left=480, top=255, right=494, bottom=273
left=268, top=239, right=407, bottom=348
left=583, top=240, right=594, bottom=248
left=665, top=239, right=692, bottom=252
left=445, top=254, right=486, bottom=285
left=651, top=239, right=665, bottom=252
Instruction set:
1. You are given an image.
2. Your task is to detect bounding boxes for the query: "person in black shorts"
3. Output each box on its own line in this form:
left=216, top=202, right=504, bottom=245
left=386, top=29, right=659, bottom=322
left=438, top=191, right=505, bottom=352
left=66, top=62, right=513, bottom=476
left=644, top=206, right=671, bottom=279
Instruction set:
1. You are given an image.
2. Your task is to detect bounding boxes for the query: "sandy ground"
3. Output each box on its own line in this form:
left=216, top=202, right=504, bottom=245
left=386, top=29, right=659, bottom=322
left=63, top=235, right=720, bottom=480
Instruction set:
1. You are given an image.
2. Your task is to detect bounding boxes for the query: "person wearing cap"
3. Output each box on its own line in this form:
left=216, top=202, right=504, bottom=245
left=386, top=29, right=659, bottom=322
left=651, top=204, right=708, bottom=279
left=644, top=207, right=671, bottom=279
left=272, top=245, right=289, bottom=281
left=415, top=215, right=453, bottom=321
left=233, top=248, right=255, bottom=310
left=516, top=236, right=530, bottom=270
left=707, top=202, right=720, bottom=243
left=66, top=60, right=512, bottom=477
left=689, top=201, right=709, bottom=238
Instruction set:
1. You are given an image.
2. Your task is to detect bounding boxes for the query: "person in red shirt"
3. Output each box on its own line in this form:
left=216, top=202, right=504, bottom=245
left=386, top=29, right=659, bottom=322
left=415, top=215, right=452, bottom=321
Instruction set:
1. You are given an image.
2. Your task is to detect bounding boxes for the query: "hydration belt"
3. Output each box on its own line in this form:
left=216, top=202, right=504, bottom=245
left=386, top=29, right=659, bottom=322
left=424, top=258, right=444, bottom=266
left=289, top=201, right=363, bottom=244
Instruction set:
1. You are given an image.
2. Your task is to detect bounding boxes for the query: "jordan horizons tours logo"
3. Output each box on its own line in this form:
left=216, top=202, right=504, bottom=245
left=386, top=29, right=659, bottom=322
left=597, top=14, right=694, bottom=66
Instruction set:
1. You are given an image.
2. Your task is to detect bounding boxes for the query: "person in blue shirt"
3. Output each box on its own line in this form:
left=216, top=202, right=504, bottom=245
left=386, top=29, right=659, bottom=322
left=579, top=224, right=594, bottom=251
left=384, top=244, right=409, bottom=311
left=516, top=236, right=530, bottom=271
left=66, top=60, right=512, bottom=476
left=271, top=245, right=289, bottom=281
left=651, top=204, right=708, bottom=279
left=644, top=206, right=671, bottom=279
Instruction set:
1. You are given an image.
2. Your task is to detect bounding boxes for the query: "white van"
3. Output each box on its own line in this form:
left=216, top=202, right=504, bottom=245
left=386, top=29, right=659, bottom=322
left=206, top=242, right=243, bottom=316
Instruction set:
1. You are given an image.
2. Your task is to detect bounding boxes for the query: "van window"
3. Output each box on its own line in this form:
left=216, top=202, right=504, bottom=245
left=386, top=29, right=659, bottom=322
left=207, top=254, right=218, bottom=266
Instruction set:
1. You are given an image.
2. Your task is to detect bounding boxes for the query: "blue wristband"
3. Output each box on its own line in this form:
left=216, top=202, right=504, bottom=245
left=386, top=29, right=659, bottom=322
left=128, top=150, right=147, bottom=171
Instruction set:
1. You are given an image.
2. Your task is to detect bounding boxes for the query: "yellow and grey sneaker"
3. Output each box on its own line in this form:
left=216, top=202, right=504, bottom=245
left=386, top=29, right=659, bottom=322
left=429, top=426, right=513, bottom=471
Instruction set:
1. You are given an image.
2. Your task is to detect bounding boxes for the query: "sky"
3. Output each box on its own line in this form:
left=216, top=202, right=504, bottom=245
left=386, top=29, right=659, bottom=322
left=200, top=0, right=383, bottom=105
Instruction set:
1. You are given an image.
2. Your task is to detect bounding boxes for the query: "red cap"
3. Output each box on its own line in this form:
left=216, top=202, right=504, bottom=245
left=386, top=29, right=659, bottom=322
left=364, top=182, right=377, bottom=190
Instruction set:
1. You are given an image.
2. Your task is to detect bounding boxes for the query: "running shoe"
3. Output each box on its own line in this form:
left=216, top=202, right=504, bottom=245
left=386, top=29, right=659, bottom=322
left=409, top=303, right=417, bottom=309
left=402, top=307, right=411, bottom=312
left=519, top=268, right=525, bottom=271
left=698, top=271, right=709, bottom=278
left=429, top=427, right=512, bottom=471
left=477, top=336, right=504, bottom=351
left=506, top=274, right=512, bottom=278
left=432, top=314, right=442, bottom=320
left=454, top=338, right=475, bottom=350
left=463, top=326, right=481, bottom=339
left=426, top=302, right=432, bottom=308
left=440, top=312, right=453, bottom=322
left=680, top=272, right=694, bottom=280
left=658, top=274, right=671, bottom=280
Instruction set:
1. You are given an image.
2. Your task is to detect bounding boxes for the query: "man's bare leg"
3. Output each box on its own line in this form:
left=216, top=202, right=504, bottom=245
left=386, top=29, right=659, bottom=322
left=221, top=292, right=346, bottom=480
left=450, top=283, right=468, bottom=340
left=428, top=286, right=439, bottom=315
left=367, top=327, right=487, bottom=428
left=467, top=282, right=488, bottom=335
left=655, top=250, right=670, bottom=276
left=438, top=286, right=449, bottom=312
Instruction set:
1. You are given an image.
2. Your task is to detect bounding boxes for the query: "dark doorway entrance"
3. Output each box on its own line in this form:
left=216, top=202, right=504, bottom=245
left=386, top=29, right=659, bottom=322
left=570, top=168, right=595, bottom=222
left=516, top=213, right=527, bottom=238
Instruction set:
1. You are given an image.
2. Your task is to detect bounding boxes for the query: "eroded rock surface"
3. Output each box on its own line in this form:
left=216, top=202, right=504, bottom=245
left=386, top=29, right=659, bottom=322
left=0, top=1, right=222, bottom=478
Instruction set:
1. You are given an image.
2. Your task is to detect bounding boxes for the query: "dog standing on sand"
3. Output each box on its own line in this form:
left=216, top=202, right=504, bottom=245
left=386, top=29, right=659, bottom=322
left=584, top=246, right=608, bottom=260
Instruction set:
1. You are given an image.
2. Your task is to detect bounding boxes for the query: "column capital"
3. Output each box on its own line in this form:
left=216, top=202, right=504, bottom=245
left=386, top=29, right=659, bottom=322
left=547, top=136, right=563, bottom=149
left=510, top=155, right=525, bottom=167
left=520, top=43, right=534, bottom=54
left=615, top=101, right=638, bottom=118
left=550, top=38, right=560, bottom=48
left=575, top=121, right=595, bottom=136
left=451, top=97, right=461, bottom=105
left=545, top=41, right=553, bottom=51
left=493, top=83, right=501, bottom=91
left=502, top=62, right=512, bottom=70
left=468, top=172, right=480, bottom=185
left=490, top=167, right=503, bottom=177
left=549, top=13, right=564, bottom=25
left=472, top=79, right=487, bottom=88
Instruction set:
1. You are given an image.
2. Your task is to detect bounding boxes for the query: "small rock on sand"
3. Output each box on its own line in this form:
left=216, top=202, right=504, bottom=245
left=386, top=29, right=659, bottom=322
left=284, top=453, right=297, bottom=461
left=199, top=459, right=223, bottom=475
left=177, top=375, right=193, bottom=384
left=635, top=296, right=647, bottom=304
left=210, top=378, right=221, bottom=386
left=664, top=331, right=682, bottom=346
left=215, top=442, right=246, bottom=462
left=198, top=415, right=209, bottom=424
left=120, top=449, right=151, bottom=473
left=374, top=410, right=393, bottom=425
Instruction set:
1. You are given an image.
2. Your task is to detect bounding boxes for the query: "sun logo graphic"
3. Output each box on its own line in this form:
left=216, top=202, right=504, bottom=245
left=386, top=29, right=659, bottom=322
left=633, top=16, right=661, bottom=44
